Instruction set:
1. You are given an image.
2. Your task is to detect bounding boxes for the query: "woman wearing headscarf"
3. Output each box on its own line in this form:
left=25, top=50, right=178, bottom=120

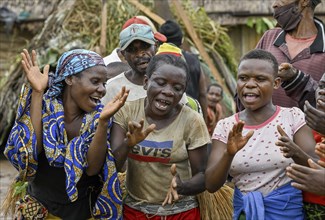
left=2, top=49, right=128, bottom=219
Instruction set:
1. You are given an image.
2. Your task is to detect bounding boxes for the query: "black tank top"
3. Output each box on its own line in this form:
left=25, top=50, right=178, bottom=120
left=28, top=151, right=101, bottom=219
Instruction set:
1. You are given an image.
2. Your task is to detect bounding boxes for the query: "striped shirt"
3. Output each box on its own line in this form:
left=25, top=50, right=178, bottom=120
left=256, top=18, right=325, bottom=109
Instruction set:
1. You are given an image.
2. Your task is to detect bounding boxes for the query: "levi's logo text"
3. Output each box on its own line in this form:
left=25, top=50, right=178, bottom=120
left=128, top=140, right=172, bottom=163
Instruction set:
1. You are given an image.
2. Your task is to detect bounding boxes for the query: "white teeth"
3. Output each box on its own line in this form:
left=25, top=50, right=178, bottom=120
left=155, top=99, right=170, bottom=111
left=245, top=94, right=257, bottom=97
left=160, top=100, right=170, bottom=104
left=90, top=97, right=100, bottom=104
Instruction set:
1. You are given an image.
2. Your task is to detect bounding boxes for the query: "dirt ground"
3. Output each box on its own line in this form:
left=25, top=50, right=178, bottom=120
left=0, top=154, right=17, bottom=219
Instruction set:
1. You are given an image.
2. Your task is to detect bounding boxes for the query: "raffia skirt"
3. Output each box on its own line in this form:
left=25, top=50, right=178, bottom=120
left=197, top=185, right=234, bottom=220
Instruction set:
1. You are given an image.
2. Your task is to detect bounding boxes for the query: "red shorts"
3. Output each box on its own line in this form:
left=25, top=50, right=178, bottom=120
left=123, top=204, right=200, bottom=220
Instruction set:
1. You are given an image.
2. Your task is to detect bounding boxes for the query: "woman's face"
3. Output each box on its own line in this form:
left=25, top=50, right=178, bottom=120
left=67, top=65, right=108, bottom=113
left=144, top=63, right=187, bottom=118
left=207, top=86, right=222, bottom=108
left=237, top=59, right=280, bottom=111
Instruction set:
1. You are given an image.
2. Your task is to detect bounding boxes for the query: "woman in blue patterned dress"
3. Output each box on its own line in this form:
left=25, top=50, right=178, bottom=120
left=3, top=49, right=128, bottom=219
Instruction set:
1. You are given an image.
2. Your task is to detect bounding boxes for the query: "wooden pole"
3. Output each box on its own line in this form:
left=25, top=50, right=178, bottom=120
left=127, top=0, right=233, bottom=97
left=127, top=0, right=165, bottom=25
left=171, top=0, right=232, bottom=96
left=100, top=0, right=107, bottom=56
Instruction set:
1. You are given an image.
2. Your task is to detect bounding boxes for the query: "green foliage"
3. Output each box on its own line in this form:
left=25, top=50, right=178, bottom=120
left=33, top=0, right=154, bottom=68
left=65, top=0, right=154, bottom=55
left=171, top=1, right=238, bottom=76
left=246, top=17, right=276, bottom=34
left=13, top=181, right=28, bottom=197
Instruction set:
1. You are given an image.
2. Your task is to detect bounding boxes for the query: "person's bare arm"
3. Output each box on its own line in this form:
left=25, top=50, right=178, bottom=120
left=205, top=121, right=254, bottom=192
left=205, top=140, right=233, bottom=192
left=110, top=120, right=155, bottom=172
left=21, top=49, right=49, bottom=154
left=162, top=145, right=207, bottom=206
left=86, top=87, right=129, bottom=176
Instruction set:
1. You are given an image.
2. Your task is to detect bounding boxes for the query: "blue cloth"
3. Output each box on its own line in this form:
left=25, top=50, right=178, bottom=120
left=47, top=49, right=105, bottom=98
left=233, top=182, right=304, bottom=220
left=5, top=84, right=122, bottom=219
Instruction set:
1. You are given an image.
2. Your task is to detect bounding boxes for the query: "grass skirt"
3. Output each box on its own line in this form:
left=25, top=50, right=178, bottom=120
left=197, top=185, right=234, bottom=220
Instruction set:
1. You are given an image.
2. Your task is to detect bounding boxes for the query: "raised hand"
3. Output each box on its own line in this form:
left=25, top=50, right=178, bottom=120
left=286, top=159, right=325, bottom=195
left=21, top=49, right=49, bottom=93
left=304, top=100, right=325, bottom=135
left=227, top=121, right=254, bottom=156
left=126, top=119, right=156, bottom=147
left=100, top=86, right=129, bottom=121
left=278, top=63, right=298, bottom=82
left=162, top=164, right=182, bottom=206
left=276, top=125, right=301, bottom=158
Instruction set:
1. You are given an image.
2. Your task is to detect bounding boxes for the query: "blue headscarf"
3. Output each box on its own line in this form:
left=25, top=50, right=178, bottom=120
left=47, top=49, right=105, bottom=98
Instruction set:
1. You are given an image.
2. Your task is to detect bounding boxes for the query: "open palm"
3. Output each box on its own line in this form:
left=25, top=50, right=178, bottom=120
left=227, top=121, right=254, bottom=156
left=126, top=119, right=156, bottom=147
left=101, top=87, right=129, bottom=121
left=21, top=49, right=49, bottom=92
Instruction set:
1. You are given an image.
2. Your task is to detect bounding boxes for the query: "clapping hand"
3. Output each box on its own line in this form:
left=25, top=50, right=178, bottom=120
left=162, top=164, right=182, bottom=206
left=100, top=86, right=129, bottom=121
left=125, top=119, right=156, bottom=147
left=304, top=101, right=325, bottom=135
left=227, top=121, right=254, bottom=156
left=276, top=125, right=301, bottom=158
left=21, top=49, right=49, bottom=93
left=278, top=63, right=298, bottom=82
left=286, top=159, right=325, bottom=195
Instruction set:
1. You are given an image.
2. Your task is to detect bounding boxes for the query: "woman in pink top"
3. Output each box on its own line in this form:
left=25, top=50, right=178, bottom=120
left=206, top=49, right=317, bottom=220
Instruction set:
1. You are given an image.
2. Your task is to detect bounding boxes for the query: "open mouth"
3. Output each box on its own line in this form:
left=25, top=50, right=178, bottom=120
left=137, top=61, right=149, bottom=68
left=155, top=99, right=171, bottom=111
left=90, top=96, right=101, bottom=105
left=137, top=58, right=150, bottom=68
left=243, top=93, right=259, bottom=102
left=208, top=99, right=218, bottom=104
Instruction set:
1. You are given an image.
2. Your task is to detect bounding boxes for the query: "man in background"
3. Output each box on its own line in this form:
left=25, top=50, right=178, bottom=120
left=159, top=20, right=208, bottom=121
left=255, top=0, right=324, bottom=109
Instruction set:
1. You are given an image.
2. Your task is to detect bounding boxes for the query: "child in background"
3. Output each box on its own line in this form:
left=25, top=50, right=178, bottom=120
left=206, top=83, right=224, bottom=136
left=206, top=49, right=316, bottom=220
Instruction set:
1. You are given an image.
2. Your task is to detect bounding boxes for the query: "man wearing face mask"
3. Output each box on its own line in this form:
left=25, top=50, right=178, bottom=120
left=254, top=0, right=325, bottom=110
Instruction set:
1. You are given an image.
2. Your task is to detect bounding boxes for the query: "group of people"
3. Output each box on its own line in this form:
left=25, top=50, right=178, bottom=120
left=2, top=0, right=325, bottom=219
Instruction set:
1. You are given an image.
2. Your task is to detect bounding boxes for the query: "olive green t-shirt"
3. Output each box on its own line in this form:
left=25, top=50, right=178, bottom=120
left=114, top=98, right=210, bottom=215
